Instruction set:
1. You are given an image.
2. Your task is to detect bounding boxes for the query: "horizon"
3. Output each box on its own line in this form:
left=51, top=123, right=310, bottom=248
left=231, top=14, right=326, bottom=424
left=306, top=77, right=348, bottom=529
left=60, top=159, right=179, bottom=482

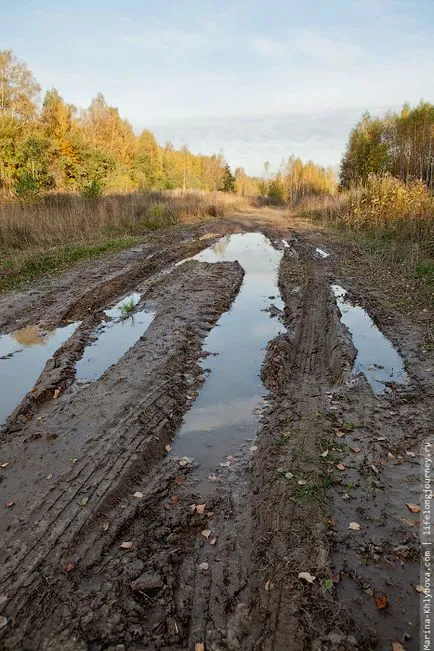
left=4, top=0, right=434, bottom=175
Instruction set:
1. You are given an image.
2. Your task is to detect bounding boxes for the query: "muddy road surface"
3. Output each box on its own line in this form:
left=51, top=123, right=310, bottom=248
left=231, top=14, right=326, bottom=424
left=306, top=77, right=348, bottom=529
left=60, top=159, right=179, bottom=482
left=0, top=210, right=432, bottom=650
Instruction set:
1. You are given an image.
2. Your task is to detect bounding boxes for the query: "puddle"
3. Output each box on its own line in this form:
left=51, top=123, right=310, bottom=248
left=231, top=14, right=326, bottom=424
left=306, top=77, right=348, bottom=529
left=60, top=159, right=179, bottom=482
left=315, top=247, right=330, bottom=258
left=332, top=284, right=408, bottom=393
left=172, top=233, right=285, bottom=479
left=75, top=293, right=155, bottom=382
left=0, top=323, right=78, bottom=426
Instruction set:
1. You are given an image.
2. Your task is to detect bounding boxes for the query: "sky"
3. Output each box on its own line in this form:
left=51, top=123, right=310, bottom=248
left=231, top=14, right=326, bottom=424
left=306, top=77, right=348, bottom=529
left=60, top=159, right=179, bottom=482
left=3, top=0, right=434, bottom=175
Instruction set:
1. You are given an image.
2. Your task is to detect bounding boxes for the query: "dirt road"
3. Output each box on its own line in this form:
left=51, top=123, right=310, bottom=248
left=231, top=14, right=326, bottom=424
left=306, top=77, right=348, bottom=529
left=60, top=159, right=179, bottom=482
left=0, top=209, right=432, bottom=650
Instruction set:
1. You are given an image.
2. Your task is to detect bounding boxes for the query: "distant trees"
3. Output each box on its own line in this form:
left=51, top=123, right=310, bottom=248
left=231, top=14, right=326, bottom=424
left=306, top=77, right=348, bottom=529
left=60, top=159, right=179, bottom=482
left=260, top=157, right=336, bottom=203
left=340, top=102, right=434, bottom=190
left=0, top=50, right=238, bottom=198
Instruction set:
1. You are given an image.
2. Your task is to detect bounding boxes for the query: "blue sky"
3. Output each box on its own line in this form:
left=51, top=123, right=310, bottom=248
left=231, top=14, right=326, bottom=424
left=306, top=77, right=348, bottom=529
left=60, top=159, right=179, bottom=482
left=3, top=0, right=434, bottom=174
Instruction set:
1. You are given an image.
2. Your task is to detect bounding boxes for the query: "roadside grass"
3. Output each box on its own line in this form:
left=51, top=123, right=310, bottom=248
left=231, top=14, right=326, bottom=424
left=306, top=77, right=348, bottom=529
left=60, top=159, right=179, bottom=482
left=120, top=297, right=137, bottom=317
left=0, top=236, right=141, bottom=292
left=0, top=189, right=252, bottom=291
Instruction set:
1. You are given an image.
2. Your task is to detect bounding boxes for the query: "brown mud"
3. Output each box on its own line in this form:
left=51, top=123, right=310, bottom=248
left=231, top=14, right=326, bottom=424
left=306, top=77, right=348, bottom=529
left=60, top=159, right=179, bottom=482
left=0, top=209, right=432, bottom=650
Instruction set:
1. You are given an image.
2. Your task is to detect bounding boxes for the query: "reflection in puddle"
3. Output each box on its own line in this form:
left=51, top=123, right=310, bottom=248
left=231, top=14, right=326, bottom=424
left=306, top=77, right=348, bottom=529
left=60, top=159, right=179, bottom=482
left=0, top=323, right=78, bottom=426
left=315, top=247, right=330, bottom=258
left=332, top=284, right=408, bottom=393
left=172, top=233, right=285, bottom=476
left=75, top=294, right=155, bottom=382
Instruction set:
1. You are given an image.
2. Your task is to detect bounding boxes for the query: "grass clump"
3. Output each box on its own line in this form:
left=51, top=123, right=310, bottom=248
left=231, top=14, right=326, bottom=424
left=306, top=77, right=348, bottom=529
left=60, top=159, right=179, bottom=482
left=120, top=297, right=137, bottom=317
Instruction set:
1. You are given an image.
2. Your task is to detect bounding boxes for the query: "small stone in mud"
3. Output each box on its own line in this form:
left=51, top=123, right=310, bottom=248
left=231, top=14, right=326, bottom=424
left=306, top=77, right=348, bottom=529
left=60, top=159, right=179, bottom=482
left=0, top=616, right=8, bottom=630
left=199, top=562, right=209, bottom=571
left=131, top=572, right=163, bottom=592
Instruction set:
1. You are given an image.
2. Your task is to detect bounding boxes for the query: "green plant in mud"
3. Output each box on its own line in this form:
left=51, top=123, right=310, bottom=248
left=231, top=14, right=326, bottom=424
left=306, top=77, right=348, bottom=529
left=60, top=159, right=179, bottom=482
left=120, top=297, right=137, bottom=317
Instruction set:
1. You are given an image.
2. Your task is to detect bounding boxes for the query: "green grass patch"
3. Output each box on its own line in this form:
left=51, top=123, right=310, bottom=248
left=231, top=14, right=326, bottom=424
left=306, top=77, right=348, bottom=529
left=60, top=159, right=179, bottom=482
left=0, top=236, right=143, bottom=292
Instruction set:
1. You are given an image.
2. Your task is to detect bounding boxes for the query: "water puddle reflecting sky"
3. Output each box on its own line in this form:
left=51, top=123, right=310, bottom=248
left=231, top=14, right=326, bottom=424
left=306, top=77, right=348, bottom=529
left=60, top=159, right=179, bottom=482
left=332, top=284, right=408, bottom=393
left=172, top=233, right=285, bottom=476
left=0, top=323, right=78, bottom=426
left=75, top=293, right=155, bottom=382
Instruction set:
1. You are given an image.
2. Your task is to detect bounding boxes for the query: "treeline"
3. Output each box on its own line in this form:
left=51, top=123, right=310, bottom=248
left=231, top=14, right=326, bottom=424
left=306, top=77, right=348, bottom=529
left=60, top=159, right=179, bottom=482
left=0, top=50, right=241, bottom=198
left=261, top=157, right=336, bottom=203
left=340, top=102, right=434, bottom=189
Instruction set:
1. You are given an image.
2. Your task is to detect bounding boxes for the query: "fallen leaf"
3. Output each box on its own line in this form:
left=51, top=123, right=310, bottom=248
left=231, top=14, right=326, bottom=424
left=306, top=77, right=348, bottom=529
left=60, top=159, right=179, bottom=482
left=327, top=516, right=335, bottom=527
left=375, top=593, right=389, bottom=609
left=179, top=456, right=192, bottom=467
left=195, top=644, right=205, bottom=651
left=175, top=475, right=184, bottom=486
left=335, top=431, right=346, bottom=438
left=208, top=473, right=218, bottom=482
left=298, top=571, right=316, bottom=584
left=251, top=445, right=258, bottom=452
left=342, top=493, right=350, bottom=500
left=199, top=562, right=209, bottom=571
left=171, top=495, right=180, bottom=505
left=201, top=529, right=212, bottom=539
left=53, top=388, right=61, bottom=399
left=210, top=537, right=217, bottom=546
left=331, top=573, right=341, bottom=584
left=415, top=584, right=426, bottom=593
left=406, top=451, right=416, bottom=458
left=371, top=464, right=379, bottom=474
left=350, top=446, right=361, bottom=453
left=0, top=462, right=9, bottom=468
left=392, top=643, right=405, bottom=651
left=401, top=518, right=420, bottom=527
left=196, top=504, right=206, bottom=514
left=120, top=541, right=133, bottom=549
left=365, top=588, right=374, bottom=597
left=0, top=616, right=7, bottom=630
left=336, top=463, right=345, bottom=471
left=406, top=503, right=421, bottom=513
left=220, top=460, right=231, bottom=468
left=5, top=501, right=14, bottom=508
left=165, top=444, right=172, bottom=452
left=63, top=562, right=76, bottom=574
left=133, top=491, right=144, bottom=499
left=46, top=473, right=53, bottom=480
left=71, top=458, right=77, bottom=464
left=348, top=522, right=361, bottom=531
left=387, top=452, right=396, bottom=459
left=297, top=479, right=307, bottom=485
left=102, top=522, right=110, bottom=532
left=265, top=579, right=274, bottom=591
left=321, top=450, right=329, bottom=458
left=206, top=511, right=213, bottom=518
left=78, top=497, right=89, bottom=507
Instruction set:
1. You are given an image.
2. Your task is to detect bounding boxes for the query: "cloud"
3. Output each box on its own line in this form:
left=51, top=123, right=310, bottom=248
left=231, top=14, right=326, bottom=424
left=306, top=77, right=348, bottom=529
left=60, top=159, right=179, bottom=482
left=121, top=25, right=216, bottom=53
left=293, top=29, right=362, bottom=63
left=250, top=36, right=288, bottom=58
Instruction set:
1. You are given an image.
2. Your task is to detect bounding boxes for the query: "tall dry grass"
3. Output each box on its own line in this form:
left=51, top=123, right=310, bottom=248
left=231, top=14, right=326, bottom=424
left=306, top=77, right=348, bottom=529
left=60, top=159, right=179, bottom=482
left=298, top=175, right=434, bottom=266
left=0, top=190, right=253, bottom=253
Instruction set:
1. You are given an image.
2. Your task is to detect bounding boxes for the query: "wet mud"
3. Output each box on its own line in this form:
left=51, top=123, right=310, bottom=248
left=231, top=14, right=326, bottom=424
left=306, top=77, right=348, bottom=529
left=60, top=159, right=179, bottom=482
left=0, top=211, right=431, bottom=650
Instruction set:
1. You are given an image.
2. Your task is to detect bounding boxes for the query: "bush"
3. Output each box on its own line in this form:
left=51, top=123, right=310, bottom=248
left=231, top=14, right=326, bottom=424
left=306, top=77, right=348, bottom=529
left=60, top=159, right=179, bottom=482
left=81, top=178, right=103, bottom=200
left=14, top=172, right=41, bottom=202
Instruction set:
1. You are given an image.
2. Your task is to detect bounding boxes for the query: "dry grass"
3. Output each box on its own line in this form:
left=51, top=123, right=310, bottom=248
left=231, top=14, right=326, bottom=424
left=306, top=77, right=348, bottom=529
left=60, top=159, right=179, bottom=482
left=0, top=190, right=253, bottom=291
left=0, top=190, right=252, bottom=252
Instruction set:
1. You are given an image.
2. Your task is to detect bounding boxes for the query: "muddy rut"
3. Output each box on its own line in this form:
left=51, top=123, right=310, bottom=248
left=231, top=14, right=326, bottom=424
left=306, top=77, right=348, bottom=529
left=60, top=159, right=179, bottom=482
left=0, top=213, right=432, bottom=650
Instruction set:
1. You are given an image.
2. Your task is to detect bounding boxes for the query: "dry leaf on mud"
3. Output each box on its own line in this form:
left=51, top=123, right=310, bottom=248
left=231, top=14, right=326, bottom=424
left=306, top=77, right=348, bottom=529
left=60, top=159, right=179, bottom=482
left=63, top=562, right=76, bottom=574
left=415, top=585, right=426, bottom=593
left=264, top=579, right=274, bottom=591
left=199, top=562, right=209, bottom=571
left=201, top=529, right=212, bottom=539
left=195, top=644, right=205, bottom=651
left=406, top=451, right=416, bottom=458
left=5, top=501, right=14, bottom=508
left=0, top=616, right=8, bottom=630
left=371, top=464, right=379, bottom=474
left=0, top=462, right=9, bottom=468
left=133, top=491, right=144, bottom=499
left=348, top=522, right=361, bottom=531
left=336, top=463, right=345, bottom=471
left=406, top=503, right=421, bottom=513
left=175, top=475, right=184, bottom=486
left=392, top=643, right=405, bottom=651
left=46, top=473, right=53, bottom=480
left=120, top=541, right=133, bottom=549
left=350, top=446, right=361, bottom=453
left=53, top=388, right=61, bottom=399
left=335, top=431, right=346, bottom=438
left=196, top=504, right=206, bottom=514
left=298, top=572, right=316, bottom=584
left=208, top=473, right=218, bottom=482
left=78, top=497, right=89, bottom=507
left=210, top=537, right=217, bottom=546
left=171, top=495, right=180, bottom=505
left=297, top=479, right=307, bottom=485
left=321, top=450, right=329, bottom=457
left=102, top=522, right=110, bottom=532
left=342, top=493, right=350, bottom=500
left=375, top=594, right=389, bottom=609
left=401, top=518, right=420, bottom=527
left=179, top=456, right=192, bottom=467
left=165, top=444, right=172, bottom=452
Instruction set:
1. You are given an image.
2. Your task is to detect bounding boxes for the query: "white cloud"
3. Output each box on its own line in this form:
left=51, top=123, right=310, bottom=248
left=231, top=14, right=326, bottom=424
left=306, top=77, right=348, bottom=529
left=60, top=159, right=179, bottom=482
left=293, top=29, right=362, bottom=63
left=250, top=36, right=288, bottom=58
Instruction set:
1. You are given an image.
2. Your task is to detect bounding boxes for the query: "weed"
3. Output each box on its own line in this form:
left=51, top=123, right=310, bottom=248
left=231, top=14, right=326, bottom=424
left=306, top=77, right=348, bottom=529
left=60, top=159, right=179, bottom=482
left=278, top=431, right=291, bottom=445
left=120, top=298, right=137, bottom=317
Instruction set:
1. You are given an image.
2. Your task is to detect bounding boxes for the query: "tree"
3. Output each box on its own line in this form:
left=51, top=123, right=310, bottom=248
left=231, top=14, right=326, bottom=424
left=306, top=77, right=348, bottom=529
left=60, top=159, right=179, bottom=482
left=0, top=50, right=40, bottom=120
left=133, top=130, right=163, bottom=189
left=41, top=89, right=72, bottom=141
left=220, top=164, right=235, bottom=192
